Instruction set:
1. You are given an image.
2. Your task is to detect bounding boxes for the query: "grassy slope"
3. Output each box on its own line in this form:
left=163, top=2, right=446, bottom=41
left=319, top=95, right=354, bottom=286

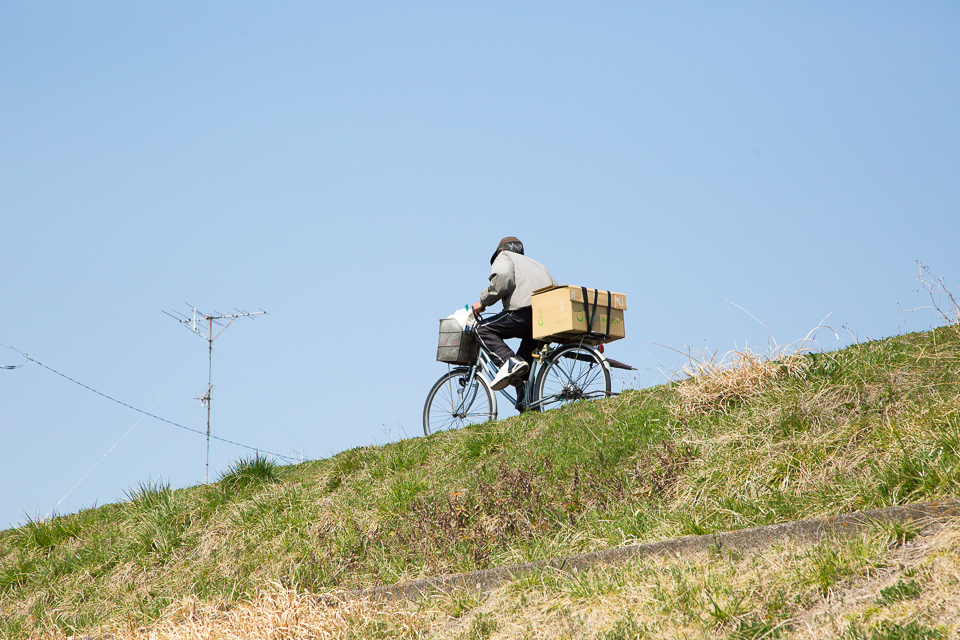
left=2, top=326, right=959, bottom=639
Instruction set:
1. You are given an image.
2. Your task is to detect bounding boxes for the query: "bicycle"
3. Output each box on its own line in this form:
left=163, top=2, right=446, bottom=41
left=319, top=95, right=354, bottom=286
left=423, top=316, right=633, bottom=435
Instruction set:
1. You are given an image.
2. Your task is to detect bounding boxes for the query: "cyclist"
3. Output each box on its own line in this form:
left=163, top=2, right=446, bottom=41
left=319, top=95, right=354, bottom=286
left=470, top=236, right=558, bottom=400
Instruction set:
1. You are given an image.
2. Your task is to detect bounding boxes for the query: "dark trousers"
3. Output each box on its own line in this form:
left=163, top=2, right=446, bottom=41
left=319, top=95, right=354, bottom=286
left=475, top=307, right=538, bottom=369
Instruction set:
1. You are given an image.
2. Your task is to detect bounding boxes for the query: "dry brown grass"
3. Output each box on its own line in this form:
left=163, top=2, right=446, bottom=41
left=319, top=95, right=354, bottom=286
left=35, top=587, right=426, bottom=639
left=674, top=347, right=810, bottom=416
left=668, top=306, right=833, bottom=417
left=910, top=262, right=960, bottom=327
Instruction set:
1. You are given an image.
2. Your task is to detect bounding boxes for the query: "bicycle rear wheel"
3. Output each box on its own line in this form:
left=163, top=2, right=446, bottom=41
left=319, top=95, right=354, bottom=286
left=535, top=345, right=611, bottom=411
left=423, top=369, right=497, bottom=436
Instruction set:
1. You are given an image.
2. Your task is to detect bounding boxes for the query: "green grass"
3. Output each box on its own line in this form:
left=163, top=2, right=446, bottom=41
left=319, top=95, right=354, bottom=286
left=845, top=621, right=944, bottom=640
left=2, top=326, right=960, bottom=638
left=877, top=579, right=923, bottom=606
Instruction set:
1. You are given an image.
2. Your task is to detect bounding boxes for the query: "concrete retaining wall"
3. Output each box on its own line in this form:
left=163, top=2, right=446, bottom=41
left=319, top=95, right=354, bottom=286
left=359, top=499, right=960, bottom=602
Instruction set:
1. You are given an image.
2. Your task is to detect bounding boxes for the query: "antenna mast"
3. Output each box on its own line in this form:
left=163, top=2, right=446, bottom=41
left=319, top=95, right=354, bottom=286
left=163, top=306, right=267, bottom=482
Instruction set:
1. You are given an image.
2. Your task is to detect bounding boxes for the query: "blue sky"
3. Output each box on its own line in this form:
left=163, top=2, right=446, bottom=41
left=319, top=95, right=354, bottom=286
left=2, top=2, right=958, bottom=529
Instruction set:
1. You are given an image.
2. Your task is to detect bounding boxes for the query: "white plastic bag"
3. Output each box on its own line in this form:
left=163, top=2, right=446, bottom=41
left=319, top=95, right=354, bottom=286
left=447, top=306, right=477, bottom=332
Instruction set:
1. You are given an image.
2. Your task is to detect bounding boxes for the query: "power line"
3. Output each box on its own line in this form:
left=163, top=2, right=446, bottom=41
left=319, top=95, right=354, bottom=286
left=47, top=360, right=195, bottom=518
left=213, top=348, right=305, bottom=458
left=1, top=343, right=294, bottom=463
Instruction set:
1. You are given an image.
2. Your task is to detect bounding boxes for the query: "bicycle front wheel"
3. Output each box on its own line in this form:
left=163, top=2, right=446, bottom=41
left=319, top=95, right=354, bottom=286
left=535, top=345, right=612, bottom=411
left=423, top=369, right=497, bottom=436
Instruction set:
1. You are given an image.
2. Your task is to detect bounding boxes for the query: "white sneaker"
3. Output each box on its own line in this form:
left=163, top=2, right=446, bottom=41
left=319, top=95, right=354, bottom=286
left=490, top=357, right=529, bottom=391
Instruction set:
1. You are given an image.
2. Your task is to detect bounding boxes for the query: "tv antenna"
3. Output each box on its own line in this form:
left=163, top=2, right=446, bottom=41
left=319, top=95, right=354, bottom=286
left=163, top=305, right=267, bottom=482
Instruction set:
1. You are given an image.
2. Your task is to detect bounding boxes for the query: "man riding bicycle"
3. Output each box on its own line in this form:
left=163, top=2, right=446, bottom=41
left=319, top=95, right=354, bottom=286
left=471, top=237, right=558, bottom=399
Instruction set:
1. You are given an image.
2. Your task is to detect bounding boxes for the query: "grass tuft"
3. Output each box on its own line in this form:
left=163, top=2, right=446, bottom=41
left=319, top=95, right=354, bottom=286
left=15, top=512, right=81, bottom=551
left=844, top=620, right=944, bottom=640
left=217, top=453, right=281, bottom=490
left=877, top=579, right=923, bottom=606
left=674, top=347, right=810, bottom=416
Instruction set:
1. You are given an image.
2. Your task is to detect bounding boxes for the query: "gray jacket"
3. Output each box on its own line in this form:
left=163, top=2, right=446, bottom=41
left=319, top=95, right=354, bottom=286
left=480, top=251, right=557, bottom=311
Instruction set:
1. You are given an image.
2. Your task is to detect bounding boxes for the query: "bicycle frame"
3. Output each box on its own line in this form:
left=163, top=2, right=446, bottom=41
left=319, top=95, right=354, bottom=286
left=474, top=346, right=541, bottom=410
left=466, top=340, right=597, bottom=412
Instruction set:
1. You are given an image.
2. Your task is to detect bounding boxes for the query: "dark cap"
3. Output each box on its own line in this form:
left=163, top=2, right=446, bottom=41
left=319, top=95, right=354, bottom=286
left=491, top=236, right=523, bottom=264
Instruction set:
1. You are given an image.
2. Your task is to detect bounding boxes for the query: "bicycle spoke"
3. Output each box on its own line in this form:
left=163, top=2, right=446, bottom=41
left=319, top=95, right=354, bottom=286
left=554, top=360, right=595, bottom=389
left=424, top=369, right=496, bottom=434
left=535, top=345, right=611, bottom=410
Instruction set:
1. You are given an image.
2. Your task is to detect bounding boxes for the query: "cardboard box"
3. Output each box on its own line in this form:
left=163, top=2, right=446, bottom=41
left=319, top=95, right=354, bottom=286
left=531, top=285, right=627, bottom=343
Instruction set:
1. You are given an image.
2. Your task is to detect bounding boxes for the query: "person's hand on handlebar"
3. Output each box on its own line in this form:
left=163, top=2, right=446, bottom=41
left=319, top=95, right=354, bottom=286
left=471, top=302, right=486, bottom=318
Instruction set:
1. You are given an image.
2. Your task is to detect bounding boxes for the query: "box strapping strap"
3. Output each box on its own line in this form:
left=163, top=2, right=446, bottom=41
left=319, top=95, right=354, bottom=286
left=580, top=286, right=612, bottom=338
